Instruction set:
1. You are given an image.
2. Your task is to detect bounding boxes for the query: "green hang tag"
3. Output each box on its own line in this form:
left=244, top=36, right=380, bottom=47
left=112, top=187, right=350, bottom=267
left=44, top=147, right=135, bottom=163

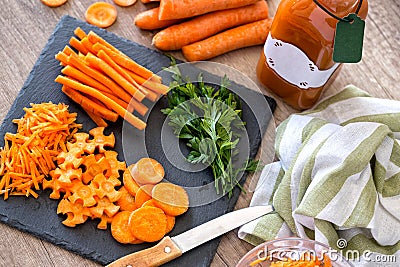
left=333, top=13, right=366, bottom=63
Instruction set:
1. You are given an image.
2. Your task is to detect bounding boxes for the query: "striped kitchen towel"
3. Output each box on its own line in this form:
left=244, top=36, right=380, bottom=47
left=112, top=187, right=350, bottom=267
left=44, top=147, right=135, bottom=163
left=238, top=85, right=400, bottom=266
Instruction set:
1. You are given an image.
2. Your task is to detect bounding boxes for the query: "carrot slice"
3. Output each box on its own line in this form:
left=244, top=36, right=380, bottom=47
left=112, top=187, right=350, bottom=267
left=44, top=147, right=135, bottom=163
left=113, top=0, right=137, bottom=7
left=128, top=206, right=167, bottom=242
left=41, top=0, right=68, bottom=8
left=130, top=158, right=164, bottom=185
left=165, top=215, right=175, bottom=234
left=152, top=182, right=189, bottom=216
left=134, top=184, right=154, bottom=208
left=123, top=164, right=141, bottom=196
left=111, top=211, right=137, bottom=244
left=85, top=2, right=118, bottom=28
left=116, top=186, right=136, bottom=211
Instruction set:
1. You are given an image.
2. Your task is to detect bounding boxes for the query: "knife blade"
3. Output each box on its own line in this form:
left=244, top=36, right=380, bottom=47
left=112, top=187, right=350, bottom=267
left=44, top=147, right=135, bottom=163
left=106, top=205, right=273, bottom=267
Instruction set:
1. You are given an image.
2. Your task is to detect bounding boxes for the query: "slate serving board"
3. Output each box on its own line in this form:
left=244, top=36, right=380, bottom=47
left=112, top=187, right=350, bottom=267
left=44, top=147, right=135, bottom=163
left=0, top=16, right=276, bottom=266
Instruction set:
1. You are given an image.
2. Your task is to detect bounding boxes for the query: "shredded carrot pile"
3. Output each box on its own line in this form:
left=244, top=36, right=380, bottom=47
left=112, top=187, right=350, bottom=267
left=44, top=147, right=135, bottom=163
left=0, top=102, right=81, bottom=199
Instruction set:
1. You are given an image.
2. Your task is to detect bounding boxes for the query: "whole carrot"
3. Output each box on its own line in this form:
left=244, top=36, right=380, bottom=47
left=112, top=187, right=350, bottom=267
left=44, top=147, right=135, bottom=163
left=134, top=7, right=183, bottom=30
left=152, top=1, right=268, bottom=50
left=158, top=0, right=260, bottom=20
left=182, top=18, right=273, bottom=61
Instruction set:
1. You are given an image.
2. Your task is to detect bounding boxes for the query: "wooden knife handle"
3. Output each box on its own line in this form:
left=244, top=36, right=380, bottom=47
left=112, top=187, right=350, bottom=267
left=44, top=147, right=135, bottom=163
left=106, top=236, right=182, bottom=267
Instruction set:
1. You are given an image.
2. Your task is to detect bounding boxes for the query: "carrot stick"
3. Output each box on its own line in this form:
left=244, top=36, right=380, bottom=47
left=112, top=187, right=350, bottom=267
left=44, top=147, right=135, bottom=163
left=61, top=65, right=113, bottom=94
left=83, top=108, right=109, bottom=127
left=74, top=27, right=87, bottom=40
left=81, top=37, right=97, bottom=55
left=85, top=53, right=146, bottom=102
left=67, top=55, right=132, bottom=104
left=56, top=76, right=147, bottom=130
left=158, top=0, right=260, bottom=20
left=69, top=37, right=89, bottom=55
left=123, top=67, right=169, bottom=95
left=89, top=36, right=160, bottom=82
left=153, top=1, right=268, bottom=51
left=101, top=91, right=133, bottom=113
left=55, top=52, right=69, bottom=65
left=62, top=45, right=78, bottom=56
left=182, top=18, right=273, bottom=61
left=61, top=85, right=119, bottom=122
left=85, top=2, right=117, bottom=28
left=134, top=7, right=183, bottom=30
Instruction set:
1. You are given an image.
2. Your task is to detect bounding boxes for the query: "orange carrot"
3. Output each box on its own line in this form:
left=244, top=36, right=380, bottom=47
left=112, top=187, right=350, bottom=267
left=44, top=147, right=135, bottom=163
left=182, top=18, right=273, bottom=61
left=165, top=215, right=175, bottom=234
left=134, top=7, right=183, bottom=30
left=61, top=86, right=119, bottom=122
left=153, top=1, right=269, bottom=50
left=74, top=27, right=87, bottom=40
left=158, top=0, right=260, bottom=20
left=130, top=158, right=164, bottom=185
left=113, top=0, right=137, bottom=7
left=111, top=211, right=139, bottom=244
left=81, top=37, right=97, bottom=55
left=67, top=55, right=133, bottom=104
left=128, top=206, right=167, bottom=242
left=135, top=184, right=154, bottom=207
left=69, top=37, right=89, bottom=55
left=62, top=45, right=77, bottom=56
left=41, top=0, right=67, bottom=7
left=90, top=41, right=160, bottom=82
left=56, top=76, right=147, bottom=130
left=129, top=98, right=149, bottom=116
left=85, top=2, right=118, bottom=28
left=140, top=0, right=159, bottom=3
left=85, top=53, right=146, bottom=102
left=83, top=108, right=109, bottom=127
left=61, top=65, right=113, bottom=95
left=55, top=51, right=69, bottom=65
left=152, top=182, right=189, bottom=216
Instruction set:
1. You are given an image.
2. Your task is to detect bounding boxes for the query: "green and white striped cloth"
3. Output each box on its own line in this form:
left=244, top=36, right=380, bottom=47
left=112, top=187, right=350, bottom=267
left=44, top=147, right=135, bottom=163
left=238, top=85, right=400, bottom=266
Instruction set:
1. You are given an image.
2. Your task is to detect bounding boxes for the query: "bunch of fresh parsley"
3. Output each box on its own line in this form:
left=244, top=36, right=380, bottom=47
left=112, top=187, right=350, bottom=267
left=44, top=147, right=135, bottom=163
left=161, top=64, right=259, bottom=197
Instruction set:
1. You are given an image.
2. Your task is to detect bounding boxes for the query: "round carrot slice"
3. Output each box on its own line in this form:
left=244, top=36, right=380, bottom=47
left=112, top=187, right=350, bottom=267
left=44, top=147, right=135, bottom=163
left=131, top=158, right=164, bottom=185
left=165, top=215, right=175, bottom=234
left=85, top=2, right=118, bottom=28
left=128, top=206, right=167, bottom=242
left=123, top=164, right=140, bottom=196
left=135, top=184, right=154, bottom=208
left=152, top=182, right=189, bottom=216
left=41, top=0, right=68, bottom=7
left=111, top=211, right=137, bottom=244
left=113, top=0, right=137, bottom=7
left=116, top=186, right=136, bottom=211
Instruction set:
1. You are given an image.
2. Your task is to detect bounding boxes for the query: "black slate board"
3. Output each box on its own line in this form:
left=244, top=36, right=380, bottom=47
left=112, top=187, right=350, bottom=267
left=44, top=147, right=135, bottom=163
left=0, top=16, right=276, bottom=266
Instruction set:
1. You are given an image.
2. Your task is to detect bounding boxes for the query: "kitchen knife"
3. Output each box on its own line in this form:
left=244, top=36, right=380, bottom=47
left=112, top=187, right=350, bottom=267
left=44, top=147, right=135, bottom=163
left=106, top=205, right=273, bottom=267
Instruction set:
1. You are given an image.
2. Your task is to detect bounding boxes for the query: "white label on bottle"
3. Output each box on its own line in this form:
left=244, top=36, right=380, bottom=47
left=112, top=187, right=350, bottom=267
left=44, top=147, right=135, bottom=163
left=264, top=33, right=339, bottom=89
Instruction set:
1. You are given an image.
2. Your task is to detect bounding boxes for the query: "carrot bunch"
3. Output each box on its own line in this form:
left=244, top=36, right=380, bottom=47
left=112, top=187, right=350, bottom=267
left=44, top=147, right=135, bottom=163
left=54, top=27, right=169, bottom=130
left=0, top=102, right=81, bottom=199
left=135, top=0, right=273, bottom=61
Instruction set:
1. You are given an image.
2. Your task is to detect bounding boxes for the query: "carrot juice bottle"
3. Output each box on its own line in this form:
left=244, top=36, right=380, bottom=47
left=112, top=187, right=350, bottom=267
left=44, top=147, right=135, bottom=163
left=256, top=0, right=368, bottom=109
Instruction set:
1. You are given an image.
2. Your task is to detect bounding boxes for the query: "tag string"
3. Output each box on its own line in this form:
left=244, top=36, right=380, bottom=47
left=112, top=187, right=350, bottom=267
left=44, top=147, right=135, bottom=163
left=313, top=0, right=363, bottom=22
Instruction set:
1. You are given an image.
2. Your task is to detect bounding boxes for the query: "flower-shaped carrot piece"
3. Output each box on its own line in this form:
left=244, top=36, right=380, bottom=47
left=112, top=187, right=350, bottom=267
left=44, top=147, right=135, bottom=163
left=90, top=196, right=120, bottom=218
left=68, top=184, right=97, bottom=207
left=57, top=147, right=84, bottom=170
left=89, top=127, right=115, bottom=153
left=57, top=199, right=92, bottom=227
left=67, top=132, right=96, bottom=154
left=81, top=155, right=110, bottom=184
left=97, top=214, right=114, bottom=230
left=91, top=173, right=121, bottom=202
left=52, top=167, right=83, bottom=185
left=103, top=150, right=126, bottom=179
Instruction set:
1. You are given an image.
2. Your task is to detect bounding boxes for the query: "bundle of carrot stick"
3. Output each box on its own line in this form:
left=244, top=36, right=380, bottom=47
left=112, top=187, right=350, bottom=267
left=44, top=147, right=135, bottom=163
left=54, top=27, right=169, bottom=130
left=134, top=0, right=273, bottom=61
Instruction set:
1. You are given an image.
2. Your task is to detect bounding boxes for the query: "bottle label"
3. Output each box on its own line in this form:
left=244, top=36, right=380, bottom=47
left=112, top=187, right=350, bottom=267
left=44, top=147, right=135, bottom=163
left=264, top=34, right=339, bottom=90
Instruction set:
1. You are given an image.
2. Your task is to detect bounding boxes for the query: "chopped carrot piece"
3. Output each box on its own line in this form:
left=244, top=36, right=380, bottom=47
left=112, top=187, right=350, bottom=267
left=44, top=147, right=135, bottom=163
left=165, top=215, right=175, bottom=234
left=123, top=164, right=141, bottom=196
left=111, top=211, right=138, bottom=244
left=85, top=2, right=118, bottom=28
left=74, top=27, right=87, bottom=40
left=128, top=206, right=167, bottom=242
left=152, top=182, right=189, bottom=216
left=130, top=158, right=164, bottom=185
left=116, top=186, right=136, bottom=211
left=113, top=0, right=137, bottom=7
left=41, top=0, right=68, bottom=8
left=135, top=184, right=154, bottom=208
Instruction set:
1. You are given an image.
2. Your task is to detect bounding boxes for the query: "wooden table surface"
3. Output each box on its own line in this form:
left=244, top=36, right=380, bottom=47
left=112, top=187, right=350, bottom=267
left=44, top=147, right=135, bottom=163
left=0, top=0, right=399, bottom=266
